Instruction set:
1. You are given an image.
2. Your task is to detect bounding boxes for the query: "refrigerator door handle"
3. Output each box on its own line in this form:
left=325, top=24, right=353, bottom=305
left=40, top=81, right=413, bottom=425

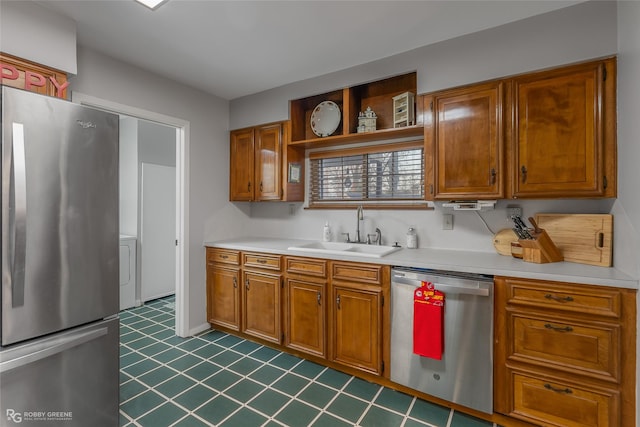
left=0, top=326, right=108, bottom=373
left=9, top=122, right=27, bottom=307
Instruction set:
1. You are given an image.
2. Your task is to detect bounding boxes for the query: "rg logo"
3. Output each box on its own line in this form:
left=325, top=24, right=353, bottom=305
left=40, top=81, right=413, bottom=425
left=6, top=409, right=22, bottom=423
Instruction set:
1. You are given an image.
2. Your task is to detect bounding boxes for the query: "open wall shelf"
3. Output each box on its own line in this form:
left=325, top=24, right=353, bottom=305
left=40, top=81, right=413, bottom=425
left=289, top=72, right=422, bottom=149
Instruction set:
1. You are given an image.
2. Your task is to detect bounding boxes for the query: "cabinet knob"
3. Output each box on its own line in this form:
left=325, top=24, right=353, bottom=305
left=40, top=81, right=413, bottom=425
left=336, top=294, right=341, bottom=309
left=245, top=279, right=250, bottom=290
left=317, top=291, right=321, bottom=306
left=232, top=277, right=237, bottom=288
left=260, top=181, right=263, bottom=192
left=520, top=166, right=527, bottom=183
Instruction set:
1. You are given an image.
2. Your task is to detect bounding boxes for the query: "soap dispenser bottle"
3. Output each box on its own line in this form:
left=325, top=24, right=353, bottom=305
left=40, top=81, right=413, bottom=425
left=322, top=222, right=332, bottom=242
left=406, top=227, right=418, bottom=249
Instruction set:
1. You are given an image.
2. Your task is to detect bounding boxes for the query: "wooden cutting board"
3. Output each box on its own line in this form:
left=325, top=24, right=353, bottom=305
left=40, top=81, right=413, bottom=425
left=493, top=228, right=519, bottom=256
left=534, top=214, right=613, bottom=267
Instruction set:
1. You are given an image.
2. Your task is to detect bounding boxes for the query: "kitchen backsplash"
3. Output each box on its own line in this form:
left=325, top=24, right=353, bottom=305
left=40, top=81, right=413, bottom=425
left=237, top=199, right=614, bottom=253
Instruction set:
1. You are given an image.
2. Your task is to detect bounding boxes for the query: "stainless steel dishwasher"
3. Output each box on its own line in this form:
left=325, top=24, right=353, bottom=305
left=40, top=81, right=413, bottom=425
left=390, top=267, right=494, bottom=414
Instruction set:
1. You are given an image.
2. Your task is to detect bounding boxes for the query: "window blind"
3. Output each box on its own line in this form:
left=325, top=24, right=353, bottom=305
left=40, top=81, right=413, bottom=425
left=309, top=142, right=424, bottom=205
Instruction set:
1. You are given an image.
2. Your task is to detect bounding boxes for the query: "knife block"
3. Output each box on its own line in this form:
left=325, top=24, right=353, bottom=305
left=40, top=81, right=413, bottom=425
left=518, top=229, right=564, bottom=264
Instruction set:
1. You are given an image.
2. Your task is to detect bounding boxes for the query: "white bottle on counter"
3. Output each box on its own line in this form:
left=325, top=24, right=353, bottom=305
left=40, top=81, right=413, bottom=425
left=322, top=222, right=332, bottom=242
left=406, top=227, right=418, bottom=249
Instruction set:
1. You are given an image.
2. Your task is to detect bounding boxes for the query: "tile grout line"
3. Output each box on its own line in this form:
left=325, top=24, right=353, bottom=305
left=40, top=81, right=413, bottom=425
left=121, top=297, right=495, bottom=427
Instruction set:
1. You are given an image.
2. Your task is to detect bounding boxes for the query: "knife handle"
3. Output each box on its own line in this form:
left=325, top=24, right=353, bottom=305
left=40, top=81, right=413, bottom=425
left=528, top=217, right=542, bottom=234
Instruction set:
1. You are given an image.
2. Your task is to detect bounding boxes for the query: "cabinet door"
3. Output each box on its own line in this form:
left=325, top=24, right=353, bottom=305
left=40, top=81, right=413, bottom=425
left=206, top=265, right=240, bottom=331
left=285, top=278, right=326, bottom=357
left=230, top=128, right=255, bottom=201
left=255, top=123, right=282, bottom=201
left=332, top=285, right=381, bottom=375
left=512, top=61, right=605, bottom=197
left=431, top=82, right=503, bottom=199
left=242, top=271, right=281, bottom=344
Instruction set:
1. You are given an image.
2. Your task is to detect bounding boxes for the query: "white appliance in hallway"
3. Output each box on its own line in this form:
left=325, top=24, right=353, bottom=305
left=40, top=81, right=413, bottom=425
left=140, top=162, right=176, bottom=302
left=119, top=234, right=137, bottom=310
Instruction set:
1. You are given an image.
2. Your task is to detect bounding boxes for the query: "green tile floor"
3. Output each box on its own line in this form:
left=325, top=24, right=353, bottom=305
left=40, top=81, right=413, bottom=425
left=120, top=296, right=500, bottom=427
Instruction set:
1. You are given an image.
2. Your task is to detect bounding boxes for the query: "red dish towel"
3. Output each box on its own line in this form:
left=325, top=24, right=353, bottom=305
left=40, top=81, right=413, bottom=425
left=413, top=281, right=444, bottom=360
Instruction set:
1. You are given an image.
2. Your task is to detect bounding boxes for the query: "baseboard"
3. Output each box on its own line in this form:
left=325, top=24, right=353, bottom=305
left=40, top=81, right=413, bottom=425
left=189, top=322, right=211, bottom=337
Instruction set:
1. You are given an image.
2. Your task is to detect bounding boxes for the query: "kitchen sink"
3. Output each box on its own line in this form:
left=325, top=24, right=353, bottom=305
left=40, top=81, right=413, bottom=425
left=287, top=241, right=401, bottom=258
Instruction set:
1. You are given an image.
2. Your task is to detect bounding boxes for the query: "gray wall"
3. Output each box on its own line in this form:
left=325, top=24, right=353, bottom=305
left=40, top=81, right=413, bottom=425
left=615, top=3, right=640, bottom=424
left=70, top=47, right=236, bottom=333
left=0, top=1, right=77, bottom=74
left=227, top=1, right=624, bottom=263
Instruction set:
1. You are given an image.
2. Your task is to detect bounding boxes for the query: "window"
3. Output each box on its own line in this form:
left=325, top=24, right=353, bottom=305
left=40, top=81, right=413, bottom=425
left=309, top=141, right=424, bottom=207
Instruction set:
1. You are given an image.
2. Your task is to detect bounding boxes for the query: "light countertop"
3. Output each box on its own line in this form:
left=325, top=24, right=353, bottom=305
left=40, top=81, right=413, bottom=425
left=204, top=237, right=638, bottom=289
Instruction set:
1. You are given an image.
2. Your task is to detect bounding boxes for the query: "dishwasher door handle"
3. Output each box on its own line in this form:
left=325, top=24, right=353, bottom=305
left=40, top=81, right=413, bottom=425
left=392, top=275, right=491, bottom=296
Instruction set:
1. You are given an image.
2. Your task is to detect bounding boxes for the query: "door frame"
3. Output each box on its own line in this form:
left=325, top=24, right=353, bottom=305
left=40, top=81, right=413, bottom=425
left=72, top=92, right=190, bottom=338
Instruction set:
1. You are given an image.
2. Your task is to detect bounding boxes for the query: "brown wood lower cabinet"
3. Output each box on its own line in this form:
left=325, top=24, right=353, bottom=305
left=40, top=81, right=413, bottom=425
left=494, top=276, right=636, bottom=427
left=283, top=256, right=328, bottom=358
left=206, top=264, right=240, bottom=331
left=331, top=284, right=382, bottom=375
left=243, top=270, right=281, bottom=343
left=510, top=370, right=620, bottom=427
left=206, top=249, right=240, bottom=331
left=285, top=277, right=326, bottom=357
left=329, top=261, right=388, bottom=376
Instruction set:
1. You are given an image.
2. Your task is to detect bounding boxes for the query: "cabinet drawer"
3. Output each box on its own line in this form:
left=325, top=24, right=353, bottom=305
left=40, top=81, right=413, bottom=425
left=510, top=312, right=619, bottom=382
left=207, top=248, right=240, bottom=266
left=286, top=257, right=327, bottom=278
left=243, top=252, right=282, bottom=271
left=504, top=278, right=621, bottom=319
left=511, top=371, right=619, bottom=427
left=331, top=262, right=383, bottom=285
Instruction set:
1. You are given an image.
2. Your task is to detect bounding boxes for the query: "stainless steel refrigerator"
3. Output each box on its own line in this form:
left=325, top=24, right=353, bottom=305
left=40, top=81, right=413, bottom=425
left=0, top=86, right=119, bottom=426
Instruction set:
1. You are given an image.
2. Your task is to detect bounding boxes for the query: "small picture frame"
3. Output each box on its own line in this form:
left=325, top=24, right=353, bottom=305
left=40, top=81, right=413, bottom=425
left=288, top=162, right=301, bottom=183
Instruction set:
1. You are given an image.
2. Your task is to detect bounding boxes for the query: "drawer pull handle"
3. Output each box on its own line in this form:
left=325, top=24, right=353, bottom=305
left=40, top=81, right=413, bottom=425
left=544, top=323, right=573, bottom=333
left=544, top=294, right=574, bottom=303
left=220, top=255, right=228, bottom=259
left=257, top=259, right=267, bottom=264
left=544, top=383, right=573, bottom=394
left=317, top=291, right=321, bottom=306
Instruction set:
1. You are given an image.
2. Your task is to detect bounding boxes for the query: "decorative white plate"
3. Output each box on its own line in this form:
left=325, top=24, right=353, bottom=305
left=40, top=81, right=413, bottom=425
left=310, top=101, right=341, bottom=137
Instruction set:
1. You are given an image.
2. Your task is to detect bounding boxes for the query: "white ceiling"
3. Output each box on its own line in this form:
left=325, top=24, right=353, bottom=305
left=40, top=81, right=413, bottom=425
left=36, top=0, right=583, bottom=100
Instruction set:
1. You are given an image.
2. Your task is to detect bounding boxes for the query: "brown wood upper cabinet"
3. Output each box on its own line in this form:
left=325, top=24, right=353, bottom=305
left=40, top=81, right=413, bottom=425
left=509, top=57, right=616, bottom=198
left=229, top=121, right=304, bottom=202
left=424, top=81, right=504, bottom=200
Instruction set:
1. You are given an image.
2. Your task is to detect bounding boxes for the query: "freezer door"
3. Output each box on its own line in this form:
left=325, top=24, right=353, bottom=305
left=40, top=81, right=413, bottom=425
left=1, top=87, right=119, bottom=346
left=0, top=318, right=119, bottom=426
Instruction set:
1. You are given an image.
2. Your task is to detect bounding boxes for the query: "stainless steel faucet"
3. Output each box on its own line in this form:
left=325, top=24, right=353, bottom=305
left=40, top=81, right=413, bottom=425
left=355, top=205, right=364, bottom=243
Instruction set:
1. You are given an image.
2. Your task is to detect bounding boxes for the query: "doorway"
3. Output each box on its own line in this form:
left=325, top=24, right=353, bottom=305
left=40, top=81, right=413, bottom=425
left=72, top=92, right=190, bottom=338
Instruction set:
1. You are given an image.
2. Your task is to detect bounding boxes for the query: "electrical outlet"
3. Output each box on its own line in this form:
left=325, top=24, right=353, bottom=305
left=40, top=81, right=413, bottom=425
left=442, top=213, right=453, bottom=230
left=506, top=206, right=522, bottom=220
